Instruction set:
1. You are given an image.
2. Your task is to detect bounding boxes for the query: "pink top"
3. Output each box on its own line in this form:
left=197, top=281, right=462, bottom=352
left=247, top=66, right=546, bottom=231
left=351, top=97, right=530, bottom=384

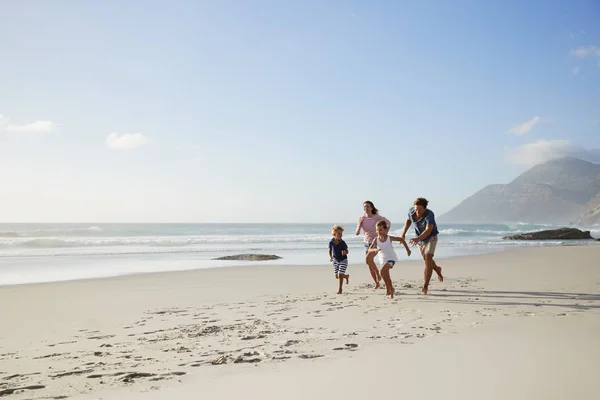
left=358, top=214, right=391, bottom=244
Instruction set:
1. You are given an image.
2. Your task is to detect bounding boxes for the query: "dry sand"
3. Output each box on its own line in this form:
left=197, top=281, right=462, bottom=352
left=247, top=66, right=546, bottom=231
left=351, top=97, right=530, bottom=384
left=1, top=245, right=599, bottom=399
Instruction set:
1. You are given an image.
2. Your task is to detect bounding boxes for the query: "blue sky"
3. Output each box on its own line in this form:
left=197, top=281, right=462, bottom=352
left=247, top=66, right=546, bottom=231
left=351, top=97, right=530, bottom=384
left=0, top=0, right=599, bottom=223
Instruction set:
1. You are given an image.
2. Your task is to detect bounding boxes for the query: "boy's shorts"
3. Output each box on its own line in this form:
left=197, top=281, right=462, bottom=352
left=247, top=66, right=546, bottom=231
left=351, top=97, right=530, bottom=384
left=333, top=259, right=348, bottom=275
left=384, top=260, right=396, bottom=268
left=419, top=235, right=438, bottom=255
left=364, top=242, right=371, bottom=253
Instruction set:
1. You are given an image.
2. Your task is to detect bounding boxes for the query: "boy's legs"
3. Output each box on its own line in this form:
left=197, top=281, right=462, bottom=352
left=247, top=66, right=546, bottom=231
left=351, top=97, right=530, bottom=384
left=380, top=262, right=395, bottom=298
left=335, top=260, right=349, bottom=294
left=337, top=275, right=344, bottom=294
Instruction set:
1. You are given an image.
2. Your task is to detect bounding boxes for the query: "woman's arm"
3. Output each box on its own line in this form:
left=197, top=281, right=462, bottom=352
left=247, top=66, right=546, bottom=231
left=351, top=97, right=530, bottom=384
left=355, top=216, right=363, bottom=235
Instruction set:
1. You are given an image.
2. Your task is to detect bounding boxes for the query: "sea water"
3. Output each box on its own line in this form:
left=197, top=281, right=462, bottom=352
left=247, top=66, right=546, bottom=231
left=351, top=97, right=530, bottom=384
left=0, top=223, right=598, bottom=286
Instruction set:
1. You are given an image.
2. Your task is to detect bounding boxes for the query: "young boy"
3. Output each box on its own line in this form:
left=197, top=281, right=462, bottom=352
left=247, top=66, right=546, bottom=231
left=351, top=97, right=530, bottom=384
left=328, top=225, right=350, bottom=294
left=367, top=220, right=411, bottom=298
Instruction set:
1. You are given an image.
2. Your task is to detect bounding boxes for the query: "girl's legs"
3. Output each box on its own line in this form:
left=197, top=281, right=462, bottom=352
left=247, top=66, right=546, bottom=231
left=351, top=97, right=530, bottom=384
left=380, top=262, right=394, bottom=298
left=365, top=251, right=381, bottom=288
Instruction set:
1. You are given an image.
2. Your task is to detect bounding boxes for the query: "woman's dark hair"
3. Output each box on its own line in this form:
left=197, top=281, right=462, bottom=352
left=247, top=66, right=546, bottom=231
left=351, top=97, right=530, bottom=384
left=363, top=200, right=380, bottom=215
left=413, top=197, right=429, bottom=208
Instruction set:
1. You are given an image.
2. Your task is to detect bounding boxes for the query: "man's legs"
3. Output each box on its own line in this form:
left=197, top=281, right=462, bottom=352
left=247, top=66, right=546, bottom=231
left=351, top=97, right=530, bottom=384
left=422, top=254, right=435, bottom=294
left=433, top=259, right=443, bottom=282
left=419, top=244, right=442, bottom=294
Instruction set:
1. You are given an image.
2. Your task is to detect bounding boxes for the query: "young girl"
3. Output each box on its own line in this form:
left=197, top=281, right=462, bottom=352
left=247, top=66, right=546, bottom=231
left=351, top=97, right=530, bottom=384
left=368, top=220, right=411, bottom=298
left=328, top=225, right=350, bottom=294
left=355, top=201, right=391, bottom=289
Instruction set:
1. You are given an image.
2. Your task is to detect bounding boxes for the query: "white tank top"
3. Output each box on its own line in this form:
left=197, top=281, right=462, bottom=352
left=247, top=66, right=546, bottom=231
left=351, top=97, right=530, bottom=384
left=376, top=235, right=398, bottom=263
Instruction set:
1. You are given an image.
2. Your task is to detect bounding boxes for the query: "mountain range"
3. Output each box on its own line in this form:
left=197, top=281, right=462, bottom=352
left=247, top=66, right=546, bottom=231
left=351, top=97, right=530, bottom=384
left=439, top=157, right=600, bottom=225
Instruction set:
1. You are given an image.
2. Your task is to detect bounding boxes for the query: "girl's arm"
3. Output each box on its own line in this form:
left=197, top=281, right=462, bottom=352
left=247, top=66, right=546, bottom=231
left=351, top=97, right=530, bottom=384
left=328, top=248, right=333, bottom=261
left=390, top=236, right=411, bottom=257
left=367, top=238, right=378, bottom=254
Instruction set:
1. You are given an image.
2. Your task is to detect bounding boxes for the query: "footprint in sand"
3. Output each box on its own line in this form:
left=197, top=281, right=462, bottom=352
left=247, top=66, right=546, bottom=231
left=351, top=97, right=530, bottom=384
left=0, top=385, right=45, bottom=396
left=298, top=354, right=324, bottom=359
left=333, top=343, right=359, bottom=351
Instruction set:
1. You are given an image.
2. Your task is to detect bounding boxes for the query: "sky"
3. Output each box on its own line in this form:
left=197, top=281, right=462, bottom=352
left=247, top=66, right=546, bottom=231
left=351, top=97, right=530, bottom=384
left=0, top=0, right=599, bottom=223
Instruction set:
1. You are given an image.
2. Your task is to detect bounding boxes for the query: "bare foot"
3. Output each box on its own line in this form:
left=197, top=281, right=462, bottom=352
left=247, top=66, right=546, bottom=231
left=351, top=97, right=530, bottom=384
left=421, top=286, right=428, bottom=295
left=434, top=266, right=444, bottom=282
left=337, top=290, right=342, bottom=294
left=374, top=282, right=381, bottom=289
left=389, top=287, right=395, bottom=299
left=345, top=274, right=350, bottom=284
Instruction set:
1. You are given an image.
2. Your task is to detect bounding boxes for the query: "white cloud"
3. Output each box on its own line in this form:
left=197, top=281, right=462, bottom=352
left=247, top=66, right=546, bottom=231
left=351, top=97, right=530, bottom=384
left=506, top=139, right=600, bottom=168
left=572, top=66, right=580, bottom=75
left=1, top=116, right=58, bottom=134
left=507, top=116, right=540, bottom=136
left=570, top=45, right=600, bottom=68
left=106, top=132, right=152, bottom=149
left=570, top=45, right=600, bottom=57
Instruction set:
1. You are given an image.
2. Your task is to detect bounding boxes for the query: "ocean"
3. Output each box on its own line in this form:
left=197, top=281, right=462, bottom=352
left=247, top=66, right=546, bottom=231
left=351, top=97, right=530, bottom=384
left=1, top=223, right=598, bottom=286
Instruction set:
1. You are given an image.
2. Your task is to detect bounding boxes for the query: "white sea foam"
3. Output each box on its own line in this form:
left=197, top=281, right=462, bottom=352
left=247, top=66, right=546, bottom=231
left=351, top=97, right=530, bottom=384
left=0, top=223, right=596, bottom=285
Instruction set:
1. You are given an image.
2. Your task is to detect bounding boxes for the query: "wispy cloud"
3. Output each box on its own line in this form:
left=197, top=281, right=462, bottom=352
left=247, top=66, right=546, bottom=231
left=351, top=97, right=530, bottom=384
left=0, top=114, right=58, bottom=134
left=570, top=45, right=600, bottom=57
left=176, top=144, right=202, bottom=151
left=570, top=45, right=600, bottom=68
left=571, top=66, right=580, bottom=75
left=507, top=116, right=540, bottom=136
left=506, top=139, right=600, bottom=168
left=106, top=132, right=152, bottom=149
left=569, top=30, right=586, bottom=39
left=176, top=144, right=202, bottom=164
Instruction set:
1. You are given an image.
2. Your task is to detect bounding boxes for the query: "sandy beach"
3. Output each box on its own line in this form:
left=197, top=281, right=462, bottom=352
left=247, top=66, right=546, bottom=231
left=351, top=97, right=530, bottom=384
left=1, top=245, right=599, bottom=400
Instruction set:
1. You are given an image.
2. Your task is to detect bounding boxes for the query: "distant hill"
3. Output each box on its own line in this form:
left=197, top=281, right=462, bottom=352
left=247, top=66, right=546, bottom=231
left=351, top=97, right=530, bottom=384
left=572, top=194, right=600, bottom=226
left=439, top=157, right=600, bottom=224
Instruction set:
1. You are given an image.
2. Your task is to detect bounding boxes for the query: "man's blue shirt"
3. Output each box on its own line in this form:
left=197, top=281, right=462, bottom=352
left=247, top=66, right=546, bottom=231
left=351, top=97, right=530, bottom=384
left=408, top=207, right=439, bottom=243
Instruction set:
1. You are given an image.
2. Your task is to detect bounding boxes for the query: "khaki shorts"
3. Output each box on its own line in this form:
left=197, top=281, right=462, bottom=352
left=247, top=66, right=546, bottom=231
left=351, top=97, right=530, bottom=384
left=419, top=235, right=438, bottom=255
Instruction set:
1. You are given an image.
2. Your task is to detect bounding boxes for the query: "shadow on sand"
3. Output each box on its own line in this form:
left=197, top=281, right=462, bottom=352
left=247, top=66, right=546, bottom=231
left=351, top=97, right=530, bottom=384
left=418, top=289, right=600, bottom=311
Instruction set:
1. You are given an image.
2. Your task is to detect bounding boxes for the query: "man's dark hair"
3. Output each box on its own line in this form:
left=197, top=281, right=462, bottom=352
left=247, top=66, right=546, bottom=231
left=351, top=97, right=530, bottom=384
left=413, top=197, right=429, bottom=208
